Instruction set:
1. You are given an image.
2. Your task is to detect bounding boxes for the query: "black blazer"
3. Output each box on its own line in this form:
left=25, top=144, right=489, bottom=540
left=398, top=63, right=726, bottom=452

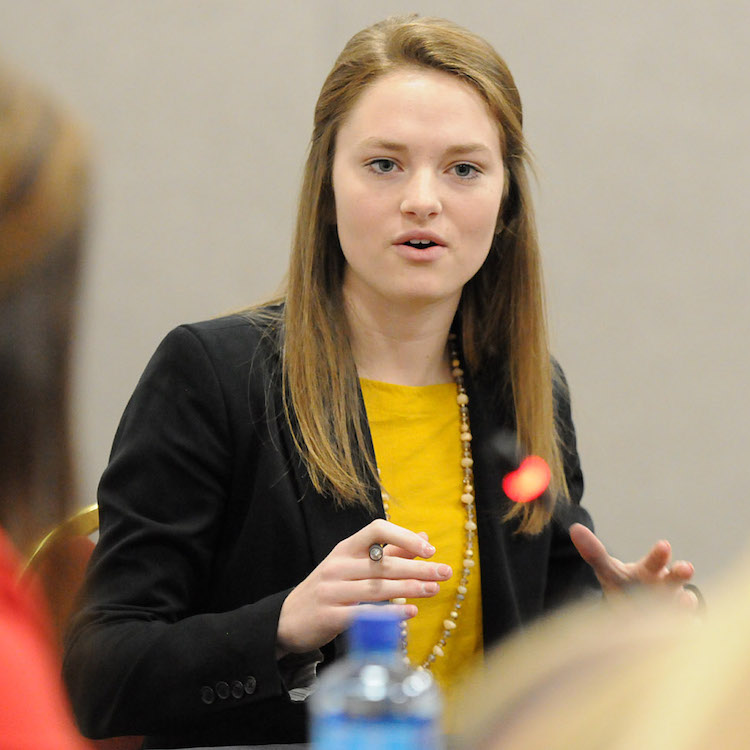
left=63, top=313, right=599, bottom=749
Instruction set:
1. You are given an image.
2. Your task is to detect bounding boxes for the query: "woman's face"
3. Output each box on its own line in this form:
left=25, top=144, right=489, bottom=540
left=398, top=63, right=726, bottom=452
left=332, top=67, right=505, bottom=313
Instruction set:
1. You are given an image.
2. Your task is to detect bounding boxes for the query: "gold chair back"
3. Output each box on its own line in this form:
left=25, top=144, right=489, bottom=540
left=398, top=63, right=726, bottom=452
left=24, top=504, right=144, bottom=750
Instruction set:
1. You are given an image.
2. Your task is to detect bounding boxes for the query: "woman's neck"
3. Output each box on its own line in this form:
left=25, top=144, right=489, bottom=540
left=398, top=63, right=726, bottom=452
left=343, top=288, right=459, bottom=386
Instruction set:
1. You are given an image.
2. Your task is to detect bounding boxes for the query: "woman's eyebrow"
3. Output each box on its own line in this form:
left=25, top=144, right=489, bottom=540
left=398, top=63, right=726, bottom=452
left=444, top=143, right=493, bottom=157
left=358, top=137, right=493, bottom=156
left=358, top=137, right=408, bottom=152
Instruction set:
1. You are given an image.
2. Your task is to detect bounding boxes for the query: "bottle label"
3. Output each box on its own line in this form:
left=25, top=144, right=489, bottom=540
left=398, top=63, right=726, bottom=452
left=313, top=713, right=443, bottom=750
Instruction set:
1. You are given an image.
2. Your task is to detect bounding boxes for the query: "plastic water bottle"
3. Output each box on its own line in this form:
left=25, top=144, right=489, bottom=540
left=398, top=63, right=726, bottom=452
left=310, top=608, right=443, bottom=749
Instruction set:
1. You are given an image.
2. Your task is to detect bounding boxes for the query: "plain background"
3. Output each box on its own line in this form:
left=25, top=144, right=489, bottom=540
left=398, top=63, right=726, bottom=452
left=2, top=1, right=748, bottom=586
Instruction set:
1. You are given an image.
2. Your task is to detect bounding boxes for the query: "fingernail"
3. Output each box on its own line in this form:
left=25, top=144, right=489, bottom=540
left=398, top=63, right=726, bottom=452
left=423, top=582, right=439, bottom=595
left=423, top=543, right=436, bottom=556
left=437, top=564, right=451, bottom=579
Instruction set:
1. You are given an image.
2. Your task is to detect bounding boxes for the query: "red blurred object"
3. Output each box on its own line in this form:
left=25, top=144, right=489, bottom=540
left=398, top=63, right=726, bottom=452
left=502, top=455, right=551, bottom=503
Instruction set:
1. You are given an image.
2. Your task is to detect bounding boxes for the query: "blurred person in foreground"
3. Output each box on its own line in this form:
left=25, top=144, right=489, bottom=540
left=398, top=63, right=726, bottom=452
left=0, top=62, right=91, bottom=748
left=452, top=566, right=737, bottom=750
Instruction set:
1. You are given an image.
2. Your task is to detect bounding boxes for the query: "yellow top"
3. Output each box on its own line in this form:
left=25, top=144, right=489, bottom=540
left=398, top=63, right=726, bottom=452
left=360, top=378, right=483, bottom=693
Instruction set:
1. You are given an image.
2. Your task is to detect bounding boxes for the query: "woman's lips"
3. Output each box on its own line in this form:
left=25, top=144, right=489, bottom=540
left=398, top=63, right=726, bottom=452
left=393, top=241, right=448, bottom=261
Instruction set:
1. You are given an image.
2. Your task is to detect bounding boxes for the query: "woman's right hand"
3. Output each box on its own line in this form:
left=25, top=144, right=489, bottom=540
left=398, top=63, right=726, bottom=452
left=276, top=519, right=452, bottom=656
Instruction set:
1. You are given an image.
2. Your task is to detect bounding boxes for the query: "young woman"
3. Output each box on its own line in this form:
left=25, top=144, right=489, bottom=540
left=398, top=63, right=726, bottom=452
left=63, top=16, right=696, bottom=748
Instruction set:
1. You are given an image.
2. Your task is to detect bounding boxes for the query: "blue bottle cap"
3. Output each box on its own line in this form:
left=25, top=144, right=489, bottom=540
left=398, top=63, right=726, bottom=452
left=348, top=608, right=401, bottom=654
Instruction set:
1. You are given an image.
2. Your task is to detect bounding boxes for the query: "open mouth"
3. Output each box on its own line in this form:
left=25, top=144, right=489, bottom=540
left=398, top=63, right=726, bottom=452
left=403, top=239, right=439, bottom=249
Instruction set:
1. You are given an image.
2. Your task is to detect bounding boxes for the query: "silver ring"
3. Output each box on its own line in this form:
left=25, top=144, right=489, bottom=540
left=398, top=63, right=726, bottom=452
left=368, top=543, right=384, bottom=562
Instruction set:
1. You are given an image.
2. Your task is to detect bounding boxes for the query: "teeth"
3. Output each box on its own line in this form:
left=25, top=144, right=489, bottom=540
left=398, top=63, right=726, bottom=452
left=407, top=239, right=433, bottom=245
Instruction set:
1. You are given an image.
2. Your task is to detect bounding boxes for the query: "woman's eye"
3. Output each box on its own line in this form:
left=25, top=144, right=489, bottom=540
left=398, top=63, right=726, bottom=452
left=368, top=158, right=397, bottom=174
left=453, top=163, right=479, bottom=179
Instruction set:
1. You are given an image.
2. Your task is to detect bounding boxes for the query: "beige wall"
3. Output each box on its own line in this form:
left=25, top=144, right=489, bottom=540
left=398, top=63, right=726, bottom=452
left=2, top=0, right=748, bottom=583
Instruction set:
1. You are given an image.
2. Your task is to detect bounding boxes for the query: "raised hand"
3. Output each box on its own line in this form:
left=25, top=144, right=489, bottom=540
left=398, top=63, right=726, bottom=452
left=569, top=523, right=698, bottom=607
left=276, top=519, right=452, bottom=655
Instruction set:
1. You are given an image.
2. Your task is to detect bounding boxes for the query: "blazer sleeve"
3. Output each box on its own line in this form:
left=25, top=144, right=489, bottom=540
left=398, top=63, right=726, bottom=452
left=62, top=325, right=295, bottom=738
left=543, top=362, right=602, bottom=610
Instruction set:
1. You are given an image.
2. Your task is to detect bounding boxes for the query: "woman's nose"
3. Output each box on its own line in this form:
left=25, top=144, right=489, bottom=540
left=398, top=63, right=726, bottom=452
left=400, top=170, right=442, bottom=220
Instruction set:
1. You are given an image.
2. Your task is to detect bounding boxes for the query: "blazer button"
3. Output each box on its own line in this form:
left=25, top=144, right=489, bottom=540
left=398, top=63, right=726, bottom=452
left=200, top=686, right=215, bottom=705
left=244, top=676, right=257, bottom=695
left=231, top=680, right=244, bottom=699
left=215, top=681, right=230, bottom=700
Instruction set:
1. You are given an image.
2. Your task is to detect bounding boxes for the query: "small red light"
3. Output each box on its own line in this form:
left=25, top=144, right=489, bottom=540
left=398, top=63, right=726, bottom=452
left=502, top=455, right=551, bottom=503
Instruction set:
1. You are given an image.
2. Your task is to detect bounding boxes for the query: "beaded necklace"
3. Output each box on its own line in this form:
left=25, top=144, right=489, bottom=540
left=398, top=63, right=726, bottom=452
left=381, top=333, right=476, bottom=671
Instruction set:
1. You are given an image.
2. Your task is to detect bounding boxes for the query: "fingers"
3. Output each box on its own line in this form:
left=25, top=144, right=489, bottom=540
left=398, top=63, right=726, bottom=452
left=570, top=524, right=680, bottom=592
left=346, top=556, right=453, bottom=585
left=279, top=521, right=451, bottom=655
left=322, top=520, right=451, bottom=600
left=334, top=577, right=442, bottom=605
left=636, top=545, right=696, bottom=590
left=664, top=560, right=694, bottom=584
left=638, top=539, right=672, bottom=575
left=355, top=602, right=419, bottom=620
left=571, top=523, right=700, bottom=608
left=340, top=519, right=436, bottom=560
left=385, top=531, right=431, bottom=560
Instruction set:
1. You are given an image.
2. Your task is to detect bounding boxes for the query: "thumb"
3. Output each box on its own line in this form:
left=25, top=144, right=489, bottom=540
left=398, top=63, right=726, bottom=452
left=569, top=523, right=628, bottom=590
left=569, top=523, right=609, bottom=568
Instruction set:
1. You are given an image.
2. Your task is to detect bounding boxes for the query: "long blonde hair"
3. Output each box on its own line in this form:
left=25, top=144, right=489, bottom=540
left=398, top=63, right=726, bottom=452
left=280, top=15, right=564, bottom=533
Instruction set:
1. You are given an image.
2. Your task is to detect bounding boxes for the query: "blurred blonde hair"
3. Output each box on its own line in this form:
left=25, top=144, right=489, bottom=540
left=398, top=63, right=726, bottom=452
left=0, top=64, right=87, bottom=294
left=272, top=15, right=564, bottom=533
left=453, top=562, right=749, bottom=750
left=0, top=62, right=89, bottom=551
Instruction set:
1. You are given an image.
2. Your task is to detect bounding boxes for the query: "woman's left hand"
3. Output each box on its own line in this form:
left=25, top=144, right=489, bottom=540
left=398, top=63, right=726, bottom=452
left=569, top=523, right=699, bottom=608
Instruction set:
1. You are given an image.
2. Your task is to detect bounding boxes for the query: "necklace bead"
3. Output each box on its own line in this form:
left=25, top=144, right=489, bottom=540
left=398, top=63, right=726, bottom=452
left=380, top=334, right=476, bottom=672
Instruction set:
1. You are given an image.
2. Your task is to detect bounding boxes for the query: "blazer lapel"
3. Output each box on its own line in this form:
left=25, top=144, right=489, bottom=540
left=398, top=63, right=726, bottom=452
left=275, top=380, right=384, bottom=659
left=276, top=419, right=378, bottom=567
